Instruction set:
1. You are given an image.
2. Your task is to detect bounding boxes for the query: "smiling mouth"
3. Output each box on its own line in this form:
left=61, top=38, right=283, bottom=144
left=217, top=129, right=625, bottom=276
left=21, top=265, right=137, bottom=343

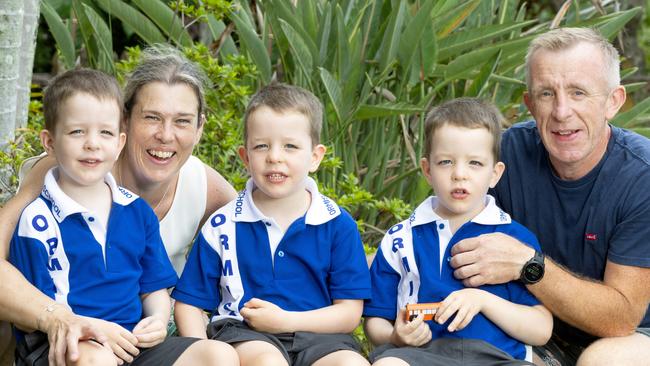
left=553, top=129, right=578, bottom=136
left=79, top=159, right=101, bottom=165
left=267, top=173, right=287, bottom=182
left=147, top=150, right=175, bottom=160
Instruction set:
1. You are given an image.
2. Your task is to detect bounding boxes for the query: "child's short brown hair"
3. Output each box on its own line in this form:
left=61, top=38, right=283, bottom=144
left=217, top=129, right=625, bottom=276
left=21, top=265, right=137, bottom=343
left=243, top=82, right=323, bottom=145
left=423, top=98, right=503, bottom=161
left=43, top=68, right=123, bottom=133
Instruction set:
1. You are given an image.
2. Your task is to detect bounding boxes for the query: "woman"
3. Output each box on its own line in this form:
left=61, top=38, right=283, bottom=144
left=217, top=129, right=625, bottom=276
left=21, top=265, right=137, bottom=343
left=0, top=46, right=237, bottom=365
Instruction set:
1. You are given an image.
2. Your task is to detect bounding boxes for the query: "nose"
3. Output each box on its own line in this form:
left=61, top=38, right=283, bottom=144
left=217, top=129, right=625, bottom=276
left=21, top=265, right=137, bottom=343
left=551, top=93, right=572, bottom=121
left=83, top=133, right=99, bottom=151
left=266, top=145, right=283, bottom=163
left=155, top=121, right=174, bottom=143
left=451, top=164, right=467, bottom=181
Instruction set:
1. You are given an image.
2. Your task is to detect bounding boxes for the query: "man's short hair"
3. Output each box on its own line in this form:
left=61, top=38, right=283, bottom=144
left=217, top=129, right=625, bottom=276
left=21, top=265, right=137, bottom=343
left=525, top=27, right=620, bottom=89
left=43, top=68, right=123, bottom=132
left=423, top=98, right=503, bottom=161
left=243, top=82, right=323, bottom=145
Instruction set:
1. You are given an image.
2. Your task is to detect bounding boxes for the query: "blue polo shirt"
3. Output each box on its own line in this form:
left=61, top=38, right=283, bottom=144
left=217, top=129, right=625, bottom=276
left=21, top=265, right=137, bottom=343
left=172, top=177, right=371, bottom=322
left=10, top=168, right=177, bottom=335
left=363, top=195, right=541, bottom=360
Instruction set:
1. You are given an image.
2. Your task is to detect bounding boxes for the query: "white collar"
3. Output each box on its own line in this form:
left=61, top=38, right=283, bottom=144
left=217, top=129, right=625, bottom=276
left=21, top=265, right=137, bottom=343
left=231, top=177, right=341, bottom=225
left=42, top=168, right=137, bottom=223
left=409, top=194, right=511, bottom=227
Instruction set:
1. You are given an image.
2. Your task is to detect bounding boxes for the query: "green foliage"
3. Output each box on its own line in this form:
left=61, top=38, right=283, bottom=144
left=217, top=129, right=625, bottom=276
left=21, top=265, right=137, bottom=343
left=0, top=100, right=45, bottom=203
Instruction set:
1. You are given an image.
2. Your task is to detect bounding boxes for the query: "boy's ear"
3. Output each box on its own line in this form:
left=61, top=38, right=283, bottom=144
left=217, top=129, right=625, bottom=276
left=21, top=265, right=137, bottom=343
left=309, top=144, right=327, bottom=173
left=238, top=145, right=250, bottom=168
left=420, top=157, right=432, bottom=182
left=40, top=130, right=55, bottom=156
left=489, top=161, right=506, bottom=188
left=116, top=132, right=127, bottom=160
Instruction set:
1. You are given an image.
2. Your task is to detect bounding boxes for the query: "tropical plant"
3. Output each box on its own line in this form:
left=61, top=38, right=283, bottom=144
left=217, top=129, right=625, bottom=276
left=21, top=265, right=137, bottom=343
left=226, top=0, right=649, bottom=244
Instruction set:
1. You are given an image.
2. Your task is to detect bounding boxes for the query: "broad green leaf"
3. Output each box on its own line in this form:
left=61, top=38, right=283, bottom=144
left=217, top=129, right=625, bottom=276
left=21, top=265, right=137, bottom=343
left=593, top=8, right=641, bottom=39
left=397, top=0, right=436, bottom=77
left=94, top=0, right=166, bottom=45
left=230, top=10, right=271, bottom=84
left=466, top=50, right=501, bottom=97
left=434, top=0, right=480, bottom=38
left=445, top=35, right=533, bottom=80
left=131, top=0, right=192, bottom=47
left=624, top=82, right=646, bottom=94
left=631, top=127, right=650, bottom=138
left=438, top=20, right=536, bottom=60
left=298, top=0, right=318, bottom=43
left=353, top=103, right=424, bottom=120
left=81, top=3, right=115, bottom=74
left=612, top=96, right=650, bottom=128
left=318, top=67, right=343, bottom=123
left=280, top=19, right=313, bottom=80
left=317, top=3, right=333, bottom=65
left=41, top=1, right=76, bottom=69
left=378, top=0, right=406, bottom=72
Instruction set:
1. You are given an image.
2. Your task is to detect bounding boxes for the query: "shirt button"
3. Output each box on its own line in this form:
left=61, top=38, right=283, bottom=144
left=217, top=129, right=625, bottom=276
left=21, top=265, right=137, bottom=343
left=278, top=250, right=285, bottom=257
left=447, top=257, right=451, bottom=262
left=265, top=221, right=271, bottom=226
left=438, top=223, right=444, bottom=230
left=88, top=217, right=95, bottom=222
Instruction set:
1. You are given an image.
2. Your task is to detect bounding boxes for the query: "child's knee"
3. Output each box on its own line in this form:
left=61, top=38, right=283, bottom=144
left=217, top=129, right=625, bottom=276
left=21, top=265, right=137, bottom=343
left=70, top=341, right=116, bottom=366
left=176, top=339, right=238, bottom=366
left=247, top=351, right=288, bottom=366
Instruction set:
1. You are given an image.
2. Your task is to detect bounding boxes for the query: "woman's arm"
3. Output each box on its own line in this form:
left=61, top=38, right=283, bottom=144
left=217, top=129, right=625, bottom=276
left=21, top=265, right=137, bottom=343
left=0, top=155, right=106, bottom=366
left=201, top=164, right=237, bottom=227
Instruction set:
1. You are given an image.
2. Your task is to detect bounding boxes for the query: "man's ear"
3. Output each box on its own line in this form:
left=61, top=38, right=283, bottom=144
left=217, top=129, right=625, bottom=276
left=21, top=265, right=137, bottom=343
left=40, top=130, right=55, bottom=156
left=309, top=144, right=327, bottom=173
left=489, top=161, right=506, bottom=188
left=523, top=91, right=533, bottom=114
left=605, top=86, right=626, bottom=120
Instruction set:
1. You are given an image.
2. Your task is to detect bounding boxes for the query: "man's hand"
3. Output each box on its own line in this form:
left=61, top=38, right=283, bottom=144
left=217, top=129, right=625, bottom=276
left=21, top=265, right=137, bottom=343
left=435, top=289, right=485, bottom=332
left=449, top=233, right=534, bottom=287
left=84, top=317, right=139, bottom=365
left=240, top=298, right=292, bottom=333
left=132, top=316, right=166, bottom=348
left=390, top=309, right=432, bottom=347
left=40, top=308, right=108, bottom=366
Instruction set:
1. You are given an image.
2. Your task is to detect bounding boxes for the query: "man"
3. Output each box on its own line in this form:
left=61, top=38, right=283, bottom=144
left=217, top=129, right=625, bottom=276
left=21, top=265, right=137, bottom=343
left=450, top=27, right=650, bottom=366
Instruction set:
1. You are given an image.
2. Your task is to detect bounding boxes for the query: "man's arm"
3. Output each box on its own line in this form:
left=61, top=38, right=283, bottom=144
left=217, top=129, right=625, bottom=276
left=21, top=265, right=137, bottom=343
left=450, top=234, right=650, bottom=337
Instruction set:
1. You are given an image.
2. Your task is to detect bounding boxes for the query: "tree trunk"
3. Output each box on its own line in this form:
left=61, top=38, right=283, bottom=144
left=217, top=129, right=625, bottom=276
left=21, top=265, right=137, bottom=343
left=0, top=0, right=23, bottom=145
left=15, top=0, right=40, bottom=130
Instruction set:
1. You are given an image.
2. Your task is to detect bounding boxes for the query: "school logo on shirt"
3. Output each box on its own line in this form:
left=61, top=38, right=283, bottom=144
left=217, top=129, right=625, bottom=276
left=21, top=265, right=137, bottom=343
left=585, top=233, right=597, bottom=241
left=234, top=190, right=246, bottom=217
left=321, top=196, right=337, bottom=216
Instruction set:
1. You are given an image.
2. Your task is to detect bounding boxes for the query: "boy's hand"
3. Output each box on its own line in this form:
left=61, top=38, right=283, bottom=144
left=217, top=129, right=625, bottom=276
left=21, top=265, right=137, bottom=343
left=85, top=317, right=139, bottom=365
left=435, top=288, right=484, bottom=332
left=390, top=308, right=432, bottom=347
left=132, top=316, right=167, bottom=348
left=240, top=298, right=292, bottom=333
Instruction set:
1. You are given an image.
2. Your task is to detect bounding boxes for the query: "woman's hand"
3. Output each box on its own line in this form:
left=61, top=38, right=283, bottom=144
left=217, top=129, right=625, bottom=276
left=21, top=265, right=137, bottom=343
left=84, top=317, right=139, bottom=365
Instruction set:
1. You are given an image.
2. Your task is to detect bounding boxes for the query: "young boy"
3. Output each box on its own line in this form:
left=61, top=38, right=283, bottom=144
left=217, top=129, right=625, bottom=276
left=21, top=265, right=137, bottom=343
left=9, top=69, right=238, bottom=366
left=363, top=98, right=553, bottom=365
left=172, top=82, right=371, bottom=366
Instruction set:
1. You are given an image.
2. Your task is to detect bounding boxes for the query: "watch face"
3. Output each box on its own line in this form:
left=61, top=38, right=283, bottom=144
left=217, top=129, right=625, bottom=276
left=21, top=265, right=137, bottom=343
left=524, top=262, right=544, bottom=282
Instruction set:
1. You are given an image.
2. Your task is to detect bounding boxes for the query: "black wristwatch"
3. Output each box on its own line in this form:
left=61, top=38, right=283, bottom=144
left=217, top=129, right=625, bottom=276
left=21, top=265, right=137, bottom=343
left=520, top=250, right=545, bottom=284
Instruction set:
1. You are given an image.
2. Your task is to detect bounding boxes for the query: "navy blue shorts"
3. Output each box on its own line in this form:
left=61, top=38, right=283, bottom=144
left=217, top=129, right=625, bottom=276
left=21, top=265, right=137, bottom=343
left=15, top=331, right=199, bottom=366
left=207, top=318, right=363, bottom=365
